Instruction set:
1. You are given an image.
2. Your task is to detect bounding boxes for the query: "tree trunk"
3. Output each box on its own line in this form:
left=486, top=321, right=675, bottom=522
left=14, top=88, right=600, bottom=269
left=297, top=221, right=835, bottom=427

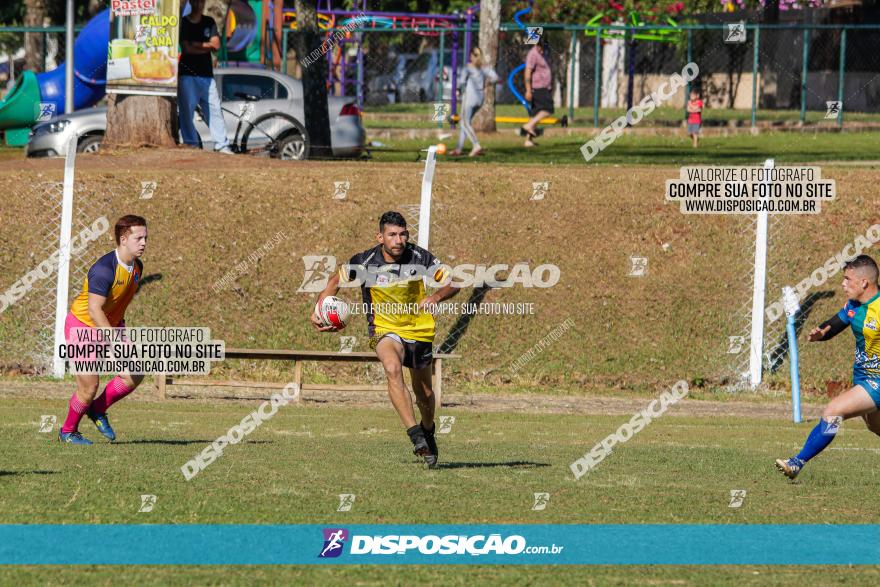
left=104, top=94, right=179, bottom=148
left=24, top=0, right=46, bottom=73
left=294, top=0, right=333, bottom=158
left=472, top=0, right=500, bottom=133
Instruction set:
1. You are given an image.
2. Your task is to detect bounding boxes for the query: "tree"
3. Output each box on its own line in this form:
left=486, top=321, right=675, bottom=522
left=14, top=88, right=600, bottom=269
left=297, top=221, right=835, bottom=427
left=102, top=9, right=176, bottom=148
left=103, top=94, right=179, bottom=148
left=293, top=0, right=332, bottom=158
left=472, top=0, right=500, bottom=133
left=24, top=0, right=45, bottom=73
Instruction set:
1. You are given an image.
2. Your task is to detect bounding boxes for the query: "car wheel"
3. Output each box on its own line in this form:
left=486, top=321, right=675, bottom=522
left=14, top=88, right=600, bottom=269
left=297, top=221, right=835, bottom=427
left=77, top=135, right=102, bottom=154
left=275, top=132, right=310, bottom=161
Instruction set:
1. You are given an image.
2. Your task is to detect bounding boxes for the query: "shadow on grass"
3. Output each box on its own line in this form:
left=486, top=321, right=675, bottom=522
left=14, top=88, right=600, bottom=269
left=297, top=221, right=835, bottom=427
left=436, top=461, right=550, bottom=470
left=112, top=439, right=273, bottom=445
left=0, top=470, right=57, bottom=476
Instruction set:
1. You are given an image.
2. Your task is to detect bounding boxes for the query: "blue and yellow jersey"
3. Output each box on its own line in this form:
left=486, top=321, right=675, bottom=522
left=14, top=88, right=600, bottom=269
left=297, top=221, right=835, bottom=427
left=838, top=291, right=880, bottom=380
left=69, top=251, right=142, bottom=327
left=339, top=243, right=446, bottom=342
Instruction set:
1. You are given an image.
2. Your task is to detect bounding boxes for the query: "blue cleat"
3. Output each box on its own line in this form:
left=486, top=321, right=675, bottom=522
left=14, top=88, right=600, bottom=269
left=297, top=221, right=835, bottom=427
left=775, top=457, right=804, bottom=479
left=87, top=410, right=116, bottom=441
left=58, top=430, right=93, bottom=445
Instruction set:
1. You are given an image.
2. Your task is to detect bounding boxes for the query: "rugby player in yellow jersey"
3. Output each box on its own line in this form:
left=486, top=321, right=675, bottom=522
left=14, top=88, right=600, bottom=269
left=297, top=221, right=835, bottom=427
left=311, top=211, right=459, bottom=468
left=59, top=215, right=147, bottom=445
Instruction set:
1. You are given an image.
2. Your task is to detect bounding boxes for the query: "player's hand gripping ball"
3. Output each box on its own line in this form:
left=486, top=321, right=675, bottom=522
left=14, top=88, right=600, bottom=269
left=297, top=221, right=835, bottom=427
left=315, top=296, right=350, bottom=330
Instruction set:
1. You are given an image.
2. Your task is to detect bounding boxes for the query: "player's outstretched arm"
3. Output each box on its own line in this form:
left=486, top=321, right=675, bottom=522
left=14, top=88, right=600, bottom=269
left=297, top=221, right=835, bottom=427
left=808, top=315, right=848, bottom=342
left=420, top=284, right=460, bottom=310
left=310, top=272, right=341, bottom=332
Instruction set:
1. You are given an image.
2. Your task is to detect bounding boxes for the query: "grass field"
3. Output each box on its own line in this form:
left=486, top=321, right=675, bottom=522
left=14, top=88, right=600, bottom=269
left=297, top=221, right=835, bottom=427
left=3, top=128, right=880, bottom=581
left=363, top=104, right=880, bottom=128
left=2, top=394, right=880, bottom=583
left=2, top=144, right=879, bottom=392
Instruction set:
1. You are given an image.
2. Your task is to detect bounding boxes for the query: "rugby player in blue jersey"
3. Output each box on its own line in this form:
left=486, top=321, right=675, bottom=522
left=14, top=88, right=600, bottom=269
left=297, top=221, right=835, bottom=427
left=776, top=255, right=880, bottom=479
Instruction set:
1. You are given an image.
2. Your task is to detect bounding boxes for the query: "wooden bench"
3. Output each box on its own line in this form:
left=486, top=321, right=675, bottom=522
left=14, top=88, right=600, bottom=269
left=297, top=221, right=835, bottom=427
left=154, top=348, right=458, bottom=407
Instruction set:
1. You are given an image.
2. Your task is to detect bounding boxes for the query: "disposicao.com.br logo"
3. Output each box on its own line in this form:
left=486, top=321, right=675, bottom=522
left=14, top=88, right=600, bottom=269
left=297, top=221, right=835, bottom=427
left=318, top=528, right=563, bottom=557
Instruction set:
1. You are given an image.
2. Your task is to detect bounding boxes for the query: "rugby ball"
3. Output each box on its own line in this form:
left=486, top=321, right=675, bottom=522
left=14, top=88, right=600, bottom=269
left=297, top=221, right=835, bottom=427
left=316, top=296, right=350, bottom=329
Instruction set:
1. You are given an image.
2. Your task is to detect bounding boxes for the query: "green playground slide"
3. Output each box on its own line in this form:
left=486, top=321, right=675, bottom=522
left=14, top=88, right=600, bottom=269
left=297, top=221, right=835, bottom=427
left=0, top=71, right=42, bottom=145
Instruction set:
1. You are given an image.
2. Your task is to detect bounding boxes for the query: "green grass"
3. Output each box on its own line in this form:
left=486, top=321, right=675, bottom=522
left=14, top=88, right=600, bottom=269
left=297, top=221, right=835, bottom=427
left=363, top=104, right=880, bottom=129
left=2, top=398, right=880, bottom=582
left=366, top=129, right=880, bottom=166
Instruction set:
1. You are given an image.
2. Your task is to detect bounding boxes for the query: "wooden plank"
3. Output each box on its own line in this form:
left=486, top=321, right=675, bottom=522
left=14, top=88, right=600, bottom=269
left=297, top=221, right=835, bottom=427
left=303, top=384, right=387, bottom=392
left=224, top=348, right=460, bottom=361
left=155, top=373, right=166, bottom=400
left=166, top=378, right=291, bottom=389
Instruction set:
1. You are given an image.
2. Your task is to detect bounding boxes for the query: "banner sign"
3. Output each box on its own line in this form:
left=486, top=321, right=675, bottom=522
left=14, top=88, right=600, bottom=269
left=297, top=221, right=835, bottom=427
left=107, top=0, right=181, bottom=96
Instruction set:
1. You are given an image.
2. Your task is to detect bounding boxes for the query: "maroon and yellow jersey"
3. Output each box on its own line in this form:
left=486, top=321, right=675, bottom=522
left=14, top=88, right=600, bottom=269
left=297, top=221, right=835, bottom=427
left=69, top=250, right=142, bottom=327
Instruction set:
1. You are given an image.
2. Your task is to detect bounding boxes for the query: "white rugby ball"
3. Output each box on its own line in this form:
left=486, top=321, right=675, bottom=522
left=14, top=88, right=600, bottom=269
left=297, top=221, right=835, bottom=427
left=316, top=296, right=350, bottom=329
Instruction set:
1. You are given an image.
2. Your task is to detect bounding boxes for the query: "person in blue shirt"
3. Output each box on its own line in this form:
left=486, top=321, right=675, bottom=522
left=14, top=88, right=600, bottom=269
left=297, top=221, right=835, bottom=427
left=776, top=254, right=880, bottom=479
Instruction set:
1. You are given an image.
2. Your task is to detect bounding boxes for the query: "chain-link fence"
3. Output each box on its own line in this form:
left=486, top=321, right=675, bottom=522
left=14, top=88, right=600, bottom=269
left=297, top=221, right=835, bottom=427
left=0, top=27, right=73, bottom=89
left=273, top=22, right=880, bottom=127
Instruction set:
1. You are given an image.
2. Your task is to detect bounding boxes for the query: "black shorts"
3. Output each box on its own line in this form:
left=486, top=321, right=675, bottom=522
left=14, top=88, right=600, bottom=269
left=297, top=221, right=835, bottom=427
left=530, top=88, right=554, bottom=115
left=373, top=333, right=433, bottom=369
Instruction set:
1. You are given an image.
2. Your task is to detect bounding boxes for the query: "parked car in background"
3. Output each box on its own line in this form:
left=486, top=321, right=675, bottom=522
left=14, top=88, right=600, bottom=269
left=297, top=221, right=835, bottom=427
left=26, top=67, right=365, bottom=160
left=399, top=50, right=455, bottom=103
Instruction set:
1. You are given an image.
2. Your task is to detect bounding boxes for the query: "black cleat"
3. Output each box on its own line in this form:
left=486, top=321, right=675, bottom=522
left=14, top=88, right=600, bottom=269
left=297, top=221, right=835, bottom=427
left=421, top=422, right=439, bottom=469
left=407, top=424, right=435, bottom=468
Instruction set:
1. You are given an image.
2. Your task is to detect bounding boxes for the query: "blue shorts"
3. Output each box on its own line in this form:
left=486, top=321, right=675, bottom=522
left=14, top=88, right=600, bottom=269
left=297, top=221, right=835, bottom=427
left=853, top=377, right=880, bottom=408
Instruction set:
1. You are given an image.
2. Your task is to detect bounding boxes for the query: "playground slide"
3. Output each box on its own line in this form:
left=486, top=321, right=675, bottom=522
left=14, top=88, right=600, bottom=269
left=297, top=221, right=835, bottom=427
left=0, top=8, right=109, bottom=138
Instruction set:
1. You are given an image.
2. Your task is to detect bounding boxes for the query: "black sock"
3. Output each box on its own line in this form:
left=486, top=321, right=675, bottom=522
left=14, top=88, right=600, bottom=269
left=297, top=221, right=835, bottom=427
left=407, top=424, right=425, bottom=445
left=421, top=421, right=435, bottom=436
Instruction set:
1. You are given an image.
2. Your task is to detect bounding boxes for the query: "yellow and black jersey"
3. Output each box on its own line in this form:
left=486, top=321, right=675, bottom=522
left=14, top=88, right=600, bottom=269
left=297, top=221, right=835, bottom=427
left=339, top=243, right=446, bottom=342
left=69, top=250, right=142, bottom=327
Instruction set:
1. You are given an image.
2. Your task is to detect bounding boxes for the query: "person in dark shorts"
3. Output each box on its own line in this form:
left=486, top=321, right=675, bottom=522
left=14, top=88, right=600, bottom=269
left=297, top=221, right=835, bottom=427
left=311, top=212, right=459, bottom=468
left=522, top=38, right=553, bottom=148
